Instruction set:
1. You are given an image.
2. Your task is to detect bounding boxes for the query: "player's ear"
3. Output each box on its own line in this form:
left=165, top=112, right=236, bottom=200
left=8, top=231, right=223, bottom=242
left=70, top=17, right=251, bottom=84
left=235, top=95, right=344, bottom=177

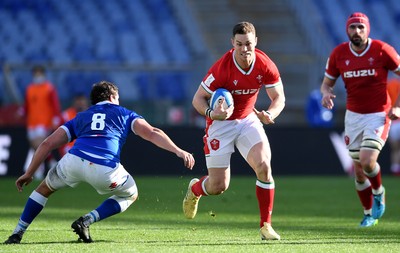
left=110, top=94, right=119, bottom=104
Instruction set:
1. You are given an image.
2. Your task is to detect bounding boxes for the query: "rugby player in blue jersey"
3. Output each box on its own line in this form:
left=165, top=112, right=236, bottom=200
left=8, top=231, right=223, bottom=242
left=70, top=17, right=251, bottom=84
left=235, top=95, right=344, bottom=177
left=4, top=81, right=195, bottom=244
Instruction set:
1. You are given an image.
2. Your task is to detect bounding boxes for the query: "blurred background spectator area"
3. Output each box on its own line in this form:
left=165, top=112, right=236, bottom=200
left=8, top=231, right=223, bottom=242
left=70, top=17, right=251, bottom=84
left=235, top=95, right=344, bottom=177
left=0, top=0, right=399, bottom=126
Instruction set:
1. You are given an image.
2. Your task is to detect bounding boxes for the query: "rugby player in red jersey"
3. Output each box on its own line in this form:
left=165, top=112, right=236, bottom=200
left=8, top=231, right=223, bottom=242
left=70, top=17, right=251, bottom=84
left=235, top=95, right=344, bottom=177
left=321, top=12, right=400, bottom=227
left=183, top=21, right=285, bottom=240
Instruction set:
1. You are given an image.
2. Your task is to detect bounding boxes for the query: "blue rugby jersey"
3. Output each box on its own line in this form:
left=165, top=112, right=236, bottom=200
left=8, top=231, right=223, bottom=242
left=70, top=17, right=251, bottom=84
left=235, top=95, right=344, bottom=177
left=61, top=101, right=143, bottom=168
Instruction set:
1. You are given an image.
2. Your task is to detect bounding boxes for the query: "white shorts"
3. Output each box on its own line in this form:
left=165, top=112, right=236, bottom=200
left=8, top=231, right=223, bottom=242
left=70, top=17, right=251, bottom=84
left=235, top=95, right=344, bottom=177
left=389, top=119, right=400, bottom=141
left=203, top=113, right=269, bottom=168
left=27, top=125, right=51, bottom=141
left=344, top=110, right=390, bottom=150
left=46, top=153, right=137, bottom=197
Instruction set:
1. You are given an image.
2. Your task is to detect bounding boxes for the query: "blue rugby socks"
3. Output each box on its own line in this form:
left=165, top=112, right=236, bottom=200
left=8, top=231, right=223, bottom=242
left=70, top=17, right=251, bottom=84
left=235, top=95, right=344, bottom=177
left=13, top=191, right=48, bottom=236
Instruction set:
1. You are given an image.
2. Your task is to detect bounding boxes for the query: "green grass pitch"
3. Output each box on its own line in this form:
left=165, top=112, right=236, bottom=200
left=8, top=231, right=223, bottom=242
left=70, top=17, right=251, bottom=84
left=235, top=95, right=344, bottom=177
left=0, top=176, right=400, bottom=252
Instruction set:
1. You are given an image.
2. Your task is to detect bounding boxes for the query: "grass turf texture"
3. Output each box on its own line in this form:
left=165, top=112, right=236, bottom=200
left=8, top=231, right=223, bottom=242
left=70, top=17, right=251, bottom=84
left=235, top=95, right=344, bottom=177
left=0, top=176, right=400, bottom=252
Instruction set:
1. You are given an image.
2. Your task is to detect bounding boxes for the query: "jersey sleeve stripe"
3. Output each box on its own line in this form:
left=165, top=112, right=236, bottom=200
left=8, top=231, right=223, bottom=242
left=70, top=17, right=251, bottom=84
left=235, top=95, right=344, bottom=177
left=324, top=72, right=337, bottom=80
left=60, top=125, right=72, bottom=142
left=265, top=78, right=282, bottom=89
left=200, top=82, right=213, bottom=94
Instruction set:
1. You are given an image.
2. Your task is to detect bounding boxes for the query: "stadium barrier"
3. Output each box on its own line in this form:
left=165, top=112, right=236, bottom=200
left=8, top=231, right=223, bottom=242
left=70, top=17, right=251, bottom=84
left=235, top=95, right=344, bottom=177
left=0, top=126, right=391, bottom=177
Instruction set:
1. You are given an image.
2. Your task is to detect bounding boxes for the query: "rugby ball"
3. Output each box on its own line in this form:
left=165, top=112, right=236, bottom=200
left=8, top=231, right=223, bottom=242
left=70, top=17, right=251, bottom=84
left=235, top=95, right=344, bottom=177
left=209, top=88, right=234, bottom=110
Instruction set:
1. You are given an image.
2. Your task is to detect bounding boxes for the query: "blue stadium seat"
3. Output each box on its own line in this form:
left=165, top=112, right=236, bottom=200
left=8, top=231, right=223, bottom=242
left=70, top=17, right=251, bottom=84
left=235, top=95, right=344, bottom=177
left=144, top=0, right=172, bottom=22
left=155, top=72, right=187, bottom=101
left=14, top=70, right=32, bottom=96
left=0, top=0, right=194, bottom=108
left=119, top=34, right=145, bottom=64
left=0, top=0, right=192, bottom=65
left=71, top=43, right=96, bottom=63
left=109, top=72, right=140, bottom=101
left=160, top=23, right=191, bottom=64
left=64, top=72, right=108, bottom=97
left=312, top=0, right=400, bottom=48
left=135, top=73, right=154, bottom=101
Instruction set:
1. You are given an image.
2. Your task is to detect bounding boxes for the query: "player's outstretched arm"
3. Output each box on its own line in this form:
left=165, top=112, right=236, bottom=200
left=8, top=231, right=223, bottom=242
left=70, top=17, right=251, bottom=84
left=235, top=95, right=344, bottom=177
left=133, top=119, right=195, bottom=170
left=16, top=128, right=69, bottom=192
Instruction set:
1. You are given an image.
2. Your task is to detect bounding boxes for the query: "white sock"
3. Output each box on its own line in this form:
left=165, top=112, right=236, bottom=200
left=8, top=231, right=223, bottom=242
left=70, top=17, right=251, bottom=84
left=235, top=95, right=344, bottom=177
left=83, top=210, right=100, bottom=226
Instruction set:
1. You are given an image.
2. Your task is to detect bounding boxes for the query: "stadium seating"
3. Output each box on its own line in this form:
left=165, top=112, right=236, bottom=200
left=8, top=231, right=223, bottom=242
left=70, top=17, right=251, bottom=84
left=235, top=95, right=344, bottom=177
left=311, top=0, right=400, bottom=50
left=1, top=0, right=399, bottom=126
left=0, top=0, right=193, bottom=106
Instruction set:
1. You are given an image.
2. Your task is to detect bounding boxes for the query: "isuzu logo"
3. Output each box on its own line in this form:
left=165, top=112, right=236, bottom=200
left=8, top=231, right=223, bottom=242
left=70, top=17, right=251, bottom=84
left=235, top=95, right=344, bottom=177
left=232, top=89, right=258, bottom=95
left=343, top=69, right=376, bottom=78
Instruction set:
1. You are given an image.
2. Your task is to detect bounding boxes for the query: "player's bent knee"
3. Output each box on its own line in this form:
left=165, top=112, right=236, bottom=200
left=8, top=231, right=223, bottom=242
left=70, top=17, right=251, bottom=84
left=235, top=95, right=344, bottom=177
left=110, top=181, right=138, bottom=213
left=110, top=194, right=137, bottom=213
left=255, top=167, right=272, bottom=180
left=36, top=180, right=54, bottom=197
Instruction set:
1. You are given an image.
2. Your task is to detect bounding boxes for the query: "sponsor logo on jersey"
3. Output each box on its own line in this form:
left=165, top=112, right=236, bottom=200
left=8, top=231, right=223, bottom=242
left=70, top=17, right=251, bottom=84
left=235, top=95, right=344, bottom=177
left=204, top=74, right=215, bottom=87
left=231, top=88, right=258, bottom=95
left=343, top=69, right=376, bottom=78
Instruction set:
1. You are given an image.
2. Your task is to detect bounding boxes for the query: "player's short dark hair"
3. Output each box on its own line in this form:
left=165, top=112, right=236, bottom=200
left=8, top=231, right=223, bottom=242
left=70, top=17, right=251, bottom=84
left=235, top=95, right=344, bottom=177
left=90, top=81, right=119, bottom=105
left=232, top=21, right=256, bottom=37
left=32, top=65, right=46, bottom=74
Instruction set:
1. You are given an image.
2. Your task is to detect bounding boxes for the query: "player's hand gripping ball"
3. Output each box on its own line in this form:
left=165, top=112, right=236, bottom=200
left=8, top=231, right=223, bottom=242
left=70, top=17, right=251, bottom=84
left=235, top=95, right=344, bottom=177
left=209, top=88, right=234, bottom=110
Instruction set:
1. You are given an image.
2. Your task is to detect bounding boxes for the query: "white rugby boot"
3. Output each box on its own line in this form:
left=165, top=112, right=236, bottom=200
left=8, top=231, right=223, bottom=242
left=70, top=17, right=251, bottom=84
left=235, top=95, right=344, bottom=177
left=260, top=222, right=281, bottom=240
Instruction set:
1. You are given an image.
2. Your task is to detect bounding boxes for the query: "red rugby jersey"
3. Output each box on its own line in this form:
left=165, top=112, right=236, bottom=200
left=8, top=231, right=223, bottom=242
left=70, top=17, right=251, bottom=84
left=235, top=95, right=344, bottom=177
left=325, top=38, right=400, bottom=113
left=201, top=48, right=281, bottom=120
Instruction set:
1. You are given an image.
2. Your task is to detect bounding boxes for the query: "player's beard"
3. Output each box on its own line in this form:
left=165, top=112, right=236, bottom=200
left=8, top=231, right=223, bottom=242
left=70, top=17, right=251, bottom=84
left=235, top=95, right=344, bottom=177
left=350, top=36, right=364, bottom=48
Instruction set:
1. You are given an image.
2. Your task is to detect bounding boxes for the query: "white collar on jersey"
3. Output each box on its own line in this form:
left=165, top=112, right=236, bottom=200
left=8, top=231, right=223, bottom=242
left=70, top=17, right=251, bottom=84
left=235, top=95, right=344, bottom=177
left=348, top=38, right=371, bottom=57
left=96, top=101, right=113, bottom=105
left=232, top=49, right=256, bottom=75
